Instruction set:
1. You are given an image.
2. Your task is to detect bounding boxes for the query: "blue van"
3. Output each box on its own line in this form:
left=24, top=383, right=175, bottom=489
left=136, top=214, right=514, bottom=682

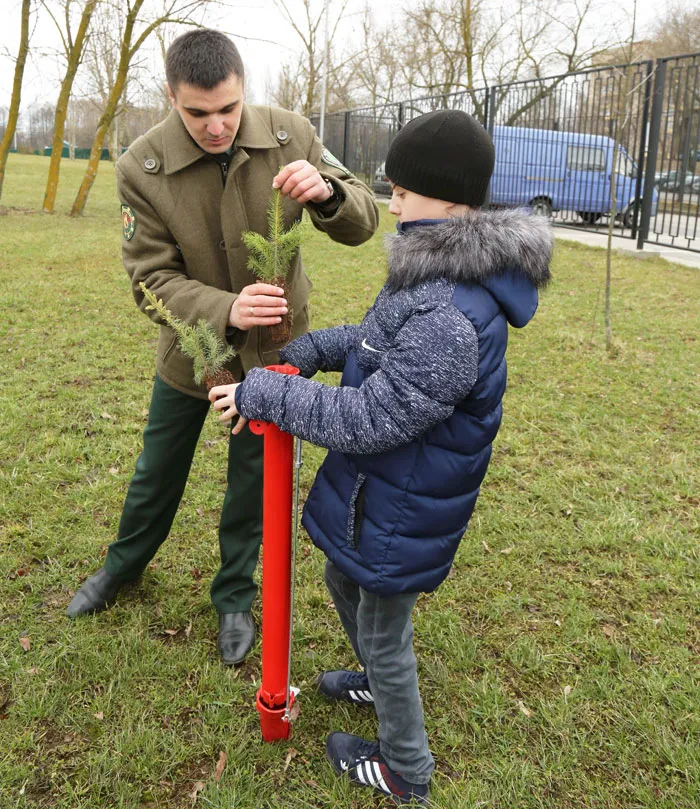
left=490, top=125, right=657, bottom=226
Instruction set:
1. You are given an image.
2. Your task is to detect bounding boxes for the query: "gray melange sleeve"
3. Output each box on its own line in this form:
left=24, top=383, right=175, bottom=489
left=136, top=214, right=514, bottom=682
left=279, top=325, right=360, bottom=377
left=239, top=306, right=478, bottom=454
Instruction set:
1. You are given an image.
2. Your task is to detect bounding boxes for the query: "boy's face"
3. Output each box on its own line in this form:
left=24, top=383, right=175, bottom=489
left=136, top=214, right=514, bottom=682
left=168, top=73, right=245, bottom=153
left=388, top=184, right=456, bottom=223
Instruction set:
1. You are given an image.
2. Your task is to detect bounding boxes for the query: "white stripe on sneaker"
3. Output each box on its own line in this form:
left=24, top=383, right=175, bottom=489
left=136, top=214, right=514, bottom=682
left=356, top=762, right=367, bottom=784
left=372, top=761, right=391, bottom=794
left=348, top=688, right=373, bottom=703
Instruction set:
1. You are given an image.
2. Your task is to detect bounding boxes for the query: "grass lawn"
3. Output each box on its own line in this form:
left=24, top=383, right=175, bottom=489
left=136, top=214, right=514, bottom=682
left=0, top=153, right=698, bottom=809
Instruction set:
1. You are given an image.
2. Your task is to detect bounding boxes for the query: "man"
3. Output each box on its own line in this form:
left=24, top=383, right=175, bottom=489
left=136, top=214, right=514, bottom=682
left=66, top=28, right=379, bottom=666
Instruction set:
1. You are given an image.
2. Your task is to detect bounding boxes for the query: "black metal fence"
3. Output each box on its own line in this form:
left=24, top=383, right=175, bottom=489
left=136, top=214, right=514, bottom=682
left=312, top=52, right=700, bottom=254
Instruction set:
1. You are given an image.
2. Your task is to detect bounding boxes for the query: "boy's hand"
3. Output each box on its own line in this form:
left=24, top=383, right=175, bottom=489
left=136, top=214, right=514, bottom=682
left=208, top=384, right=248, bottom=435
left=273, top=161, right=333, bottom=204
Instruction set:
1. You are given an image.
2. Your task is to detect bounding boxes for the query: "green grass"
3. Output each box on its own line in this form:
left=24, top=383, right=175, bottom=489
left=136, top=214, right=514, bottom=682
left=1, top=153, right=698, bottom=809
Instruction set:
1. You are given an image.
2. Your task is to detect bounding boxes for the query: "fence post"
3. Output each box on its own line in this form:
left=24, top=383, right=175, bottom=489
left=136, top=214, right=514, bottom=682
left=342, top=111, right=351, bottom=169
left=482, top=87, right=492, bottom=210
left=638, top=59, right=666, bottom=249
left=398, top=102, right=405, bottom=129
left=631, top=61, right=653, bottom=240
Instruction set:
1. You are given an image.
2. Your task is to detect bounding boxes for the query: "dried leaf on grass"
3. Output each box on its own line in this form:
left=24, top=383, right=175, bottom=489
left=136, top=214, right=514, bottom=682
left=19, top=637, right=30, bottom=652
left=214, top=750, right=226, bottom=784
left=518, top=701, right=533, bottom=717
left=289, top=700, right=301, bottom=722
left=190, top=781, right=205, bottom=800
left=283, top=748, right=298, bottom=772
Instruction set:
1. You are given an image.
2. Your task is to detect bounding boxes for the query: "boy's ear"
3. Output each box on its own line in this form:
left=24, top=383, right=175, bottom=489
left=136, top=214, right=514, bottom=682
left=167, top=84, right=176, bottom=106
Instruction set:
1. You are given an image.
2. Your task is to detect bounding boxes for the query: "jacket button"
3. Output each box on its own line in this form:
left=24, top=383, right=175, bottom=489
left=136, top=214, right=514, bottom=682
left=276, top=130, right=288, bottom=143
left=144, top=158, right=157, bottom=170
left=219, top=239, right=226, bottom=250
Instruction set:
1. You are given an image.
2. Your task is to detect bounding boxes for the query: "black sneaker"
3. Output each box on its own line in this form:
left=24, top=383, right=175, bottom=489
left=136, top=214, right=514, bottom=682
left=316, top=670, right=375, bottom=705
left=326, top=731, right=430, bottom=805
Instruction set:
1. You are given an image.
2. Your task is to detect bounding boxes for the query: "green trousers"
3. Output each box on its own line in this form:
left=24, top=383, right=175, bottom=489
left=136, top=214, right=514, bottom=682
left=104, top=375, right=263, bottom=613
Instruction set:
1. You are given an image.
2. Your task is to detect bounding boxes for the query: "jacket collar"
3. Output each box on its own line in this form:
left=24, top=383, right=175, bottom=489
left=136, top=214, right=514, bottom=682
left=396, top=218, right=448, bottom=233
left=163, top=103, right=280, bottom=175
left=385, top=209, right=553, bottom=292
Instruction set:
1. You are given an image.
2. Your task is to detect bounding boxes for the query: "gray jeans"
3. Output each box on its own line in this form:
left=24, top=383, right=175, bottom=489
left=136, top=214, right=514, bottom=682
left=324, top=560, right=435, bottom=784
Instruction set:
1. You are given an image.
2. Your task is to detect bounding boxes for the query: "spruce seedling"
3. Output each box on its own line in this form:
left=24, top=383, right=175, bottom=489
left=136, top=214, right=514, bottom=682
left=139, top=282, right=237, bottom=389
left=242, top=184, right=303, bottom=343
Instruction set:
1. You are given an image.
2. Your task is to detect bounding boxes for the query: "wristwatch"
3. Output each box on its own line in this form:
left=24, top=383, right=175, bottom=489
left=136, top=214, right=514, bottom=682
left=312, top=178, right=342, bottom=216
left=323, top=178, right=337, bottom=202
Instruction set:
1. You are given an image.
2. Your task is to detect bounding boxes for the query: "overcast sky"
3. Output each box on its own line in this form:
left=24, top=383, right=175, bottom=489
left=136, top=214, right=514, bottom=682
left=0, top=0, right=683, bottom=111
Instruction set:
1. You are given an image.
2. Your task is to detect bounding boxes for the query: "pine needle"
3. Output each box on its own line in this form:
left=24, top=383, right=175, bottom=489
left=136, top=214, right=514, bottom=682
left=139, top=282, right=236, bottom=385
left=242, top=186, right=303, bottom=283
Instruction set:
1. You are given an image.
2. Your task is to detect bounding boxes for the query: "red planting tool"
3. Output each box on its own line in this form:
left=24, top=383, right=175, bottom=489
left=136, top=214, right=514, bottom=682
left=249, top=364, right=302, bottom=741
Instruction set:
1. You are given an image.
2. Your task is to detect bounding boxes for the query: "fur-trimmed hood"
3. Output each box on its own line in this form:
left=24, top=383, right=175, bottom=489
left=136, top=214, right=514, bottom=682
left=386, top=209, right=553, bottom=292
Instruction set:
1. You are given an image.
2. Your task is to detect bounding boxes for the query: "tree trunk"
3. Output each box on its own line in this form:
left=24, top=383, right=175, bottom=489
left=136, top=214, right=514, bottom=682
left=71, top=0, right=147, bottom=217
left=0, top=0, right=31, bottom=203
left=110, top=116, right=119, bottom=161
left=42, top=0, right=98, bottom=214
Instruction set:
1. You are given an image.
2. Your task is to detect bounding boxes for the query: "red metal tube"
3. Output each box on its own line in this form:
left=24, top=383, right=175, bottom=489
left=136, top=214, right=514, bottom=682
left=249, top=364, right=299, bottom=742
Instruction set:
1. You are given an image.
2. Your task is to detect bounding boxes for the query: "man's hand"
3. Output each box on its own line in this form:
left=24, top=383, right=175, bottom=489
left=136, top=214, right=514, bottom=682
left=273, top=161, right=333, bottom=205
left=208, top=383, right=248, bottom=435
left=228, top=283, right=287, bottom=330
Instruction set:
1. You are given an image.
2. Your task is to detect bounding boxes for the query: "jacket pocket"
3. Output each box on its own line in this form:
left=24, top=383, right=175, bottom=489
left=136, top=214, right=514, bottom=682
left=346, top=473, right=368, bottom=549
left=161, top=332, right=178, bottom=362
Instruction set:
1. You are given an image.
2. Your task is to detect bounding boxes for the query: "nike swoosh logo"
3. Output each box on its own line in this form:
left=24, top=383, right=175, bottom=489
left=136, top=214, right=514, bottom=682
left=361, top=338, right=382, bottom=353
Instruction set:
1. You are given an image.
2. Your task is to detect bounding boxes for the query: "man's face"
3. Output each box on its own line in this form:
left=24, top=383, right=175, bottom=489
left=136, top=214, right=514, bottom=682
left=168, top=74, right=245, bottom=153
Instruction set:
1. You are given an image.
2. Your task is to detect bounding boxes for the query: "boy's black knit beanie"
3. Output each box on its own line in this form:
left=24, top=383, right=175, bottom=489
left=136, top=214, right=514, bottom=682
left=385, top=109, right=495, bottom=206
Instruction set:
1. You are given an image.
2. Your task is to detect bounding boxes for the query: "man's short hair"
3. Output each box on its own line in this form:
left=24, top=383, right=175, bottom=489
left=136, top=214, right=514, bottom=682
left=166, top=29, right=245, bottom=92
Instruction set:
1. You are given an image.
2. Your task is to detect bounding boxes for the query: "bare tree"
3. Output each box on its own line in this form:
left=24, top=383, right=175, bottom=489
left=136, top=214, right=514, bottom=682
left=0, top=0, right=32, bottom=202
left=375, top=0, right=615, bottom=124
left=646, top=2, right=700, bottom=59
left=348, top=6, right=403, bottom=108
left=270, top=0, right=350, bottom=118
left=41, top=0, right=99, bottom=213
left=82, top=0, right=131, bottom=160
left=70, top=0, right=212, bottom=217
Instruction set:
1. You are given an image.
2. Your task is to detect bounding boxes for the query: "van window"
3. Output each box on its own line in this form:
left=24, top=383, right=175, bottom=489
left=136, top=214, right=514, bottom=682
left=615, top=151, right=637, bottom=178
left=566, top=145, right=606, bottom=172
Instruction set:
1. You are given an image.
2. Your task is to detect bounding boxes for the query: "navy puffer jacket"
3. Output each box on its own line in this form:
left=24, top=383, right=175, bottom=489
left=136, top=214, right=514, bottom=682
left=237, top=210, right=552, bottom=594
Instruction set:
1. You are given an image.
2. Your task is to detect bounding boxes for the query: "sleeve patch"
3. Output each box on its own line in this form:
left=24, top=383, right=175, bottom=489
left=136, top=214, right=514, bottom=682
left=321, top=147, right=352, bottom=176
left=121, top=204, right=136, bottom=240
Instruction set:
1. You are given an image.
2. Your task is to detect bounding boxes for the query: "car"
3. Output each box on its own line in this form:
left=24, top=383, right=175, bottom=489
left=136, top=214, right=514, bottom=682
left=655, top=171, right=695, bottom=192
left=489, top=125, right=657, bottom=226
left=372, top=162, right=392, bottom=196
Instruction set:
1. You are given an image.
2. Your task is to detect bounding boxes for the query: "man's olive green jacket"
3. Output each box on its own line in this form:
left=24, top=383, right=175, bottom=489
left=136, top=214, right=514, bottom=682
left=116, top=103, right=379, bottom=399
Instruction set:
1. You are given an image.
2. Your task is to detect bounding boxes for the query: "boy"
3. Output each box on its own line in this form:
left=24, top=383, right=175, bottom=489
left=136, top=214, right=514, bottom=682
left=209, top=109, right=552, bottom=804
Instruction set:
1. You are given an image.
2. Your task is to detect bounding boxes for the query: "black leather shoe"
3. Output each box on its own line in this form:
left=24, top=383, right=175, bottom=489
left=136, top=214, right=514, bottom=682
left=66, top=566, right=126, bottom=618
left=218, top=612, right=256, bottom=665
